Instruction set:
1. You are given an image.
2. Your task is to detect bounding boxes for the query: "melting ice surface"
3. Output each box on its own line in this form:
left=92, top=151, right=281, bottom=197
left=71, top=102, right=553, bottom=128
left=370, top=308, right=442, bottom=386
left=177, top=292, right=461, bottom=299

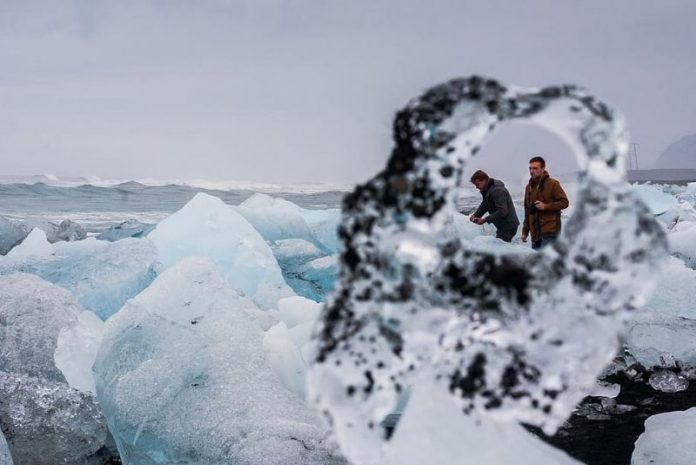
left=632, top=408, right=696, bottom=465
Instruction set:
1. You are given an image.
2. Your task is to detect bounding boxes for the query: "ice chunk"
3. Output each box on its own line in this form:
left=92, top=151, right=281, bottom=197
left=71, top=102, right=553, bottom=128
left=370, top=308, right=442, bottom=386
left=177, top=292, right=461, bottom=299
left=3, top=228, right=54, bottom=262
left=54, top=310, right=104, bottom=394
left=96, top=219, right=155, bottom=241
left=626, top=257, right=696, bottom=370
left=0, top=273, right=80, bottom=381
left=307, top=76, right=666, bottom=465
left=381, top=373, right=583, bottom=465
left=632, top=408, right=696, bottom=465
left=0, top=216, right=27, bottom=255
left=0, top=423, right=14, bottom=465
left=263, top=322, right=308, bottom=399
left=22, top=218, right=87, bottom=243
left=236, top=193, right=326, bottom=251
left=52, top=219, right=87, bottom=242
left=93, top=257, right=344, bottom=465
left=669, top=224, right=696, bottom=268
left=277, top=296, right=322, bottom=328
left=0, top=274, right=109, bottom=465
left=271, top=238, right=324, bottom=265
left=1, top=237, right=158, bottom=319
left=632, top=184, right=680, bottom=216
left=0, top=372, right=108, bottom=465
left=150, top=193, right=293, bottom=309
left=300, top=208, right=342, bottom=252
left=648, top=369, right=689, bottom=393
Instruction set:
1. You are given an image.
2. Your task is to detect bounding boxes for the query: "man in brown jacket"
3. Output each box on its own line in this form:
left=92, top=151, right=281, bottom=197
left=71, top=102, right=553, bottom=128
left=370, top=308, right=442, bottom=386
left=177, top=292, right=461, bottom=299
left=521, top=156, right=569, bottom=250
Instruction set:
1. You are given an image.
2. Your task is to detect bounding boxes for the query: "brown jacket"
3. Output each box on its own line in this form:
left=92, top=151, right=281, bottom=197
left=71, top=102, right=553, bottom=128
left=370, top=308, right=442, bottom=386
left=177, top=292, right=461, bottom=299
left=522, top=171, right=569, bottom=241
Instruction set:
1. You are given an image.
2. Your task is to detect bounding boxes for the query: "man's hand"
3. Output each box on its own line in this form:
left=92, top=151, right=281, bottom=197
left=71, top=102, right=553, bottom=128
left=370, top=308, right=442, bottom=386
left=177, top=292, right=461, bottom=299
left=534, top=200, right=546, bottom=210
left=474, top=217, right=486, bottom=225
left=469, top=214, right=479, bottom=223
left=521, top=233, right=528, bottom=243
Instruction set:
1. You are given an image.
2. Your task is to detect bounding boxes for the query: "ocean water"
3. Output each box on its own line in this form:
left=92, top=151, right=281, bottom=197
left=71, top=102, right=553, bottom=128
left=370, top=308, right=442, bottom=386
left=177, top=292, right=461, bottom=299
left=0, top=182, right=349, bottom=232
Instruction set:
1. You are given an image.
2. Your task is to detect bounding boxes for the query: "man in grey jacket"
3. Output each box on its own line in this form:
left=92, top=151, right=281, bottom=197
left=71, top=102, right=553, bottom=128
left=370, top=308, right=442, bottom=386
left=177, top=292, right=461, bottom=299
left=468, top=170, right=520, bottom=242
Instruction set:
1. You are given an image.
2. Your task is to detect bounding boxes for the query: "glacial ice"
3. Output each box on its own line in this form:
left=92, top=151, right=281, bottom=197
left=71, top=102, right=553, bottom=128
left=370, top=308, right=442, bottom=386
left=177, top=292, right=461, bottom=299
left=0, top=429, right=13, bottom=465
left=149, top=192, right=293, bottom=309
left=0, top=273, right=81, bottom=381
left=0, top=273, right=109, bottom=465
left=380, top=373, right=583, bottom=465
left=96, top=219, right=155, bottom=241
left=21, top=218, right=87, bottom=243
left=3, top=228, right=54, bottom=262
left=300, top=208, right=342, bottom=252
left=632, top=408, right=696, bottom=465
left=93, top=257, right=345, bottom=465
left=631, top=184, right=680, bottom=215
left=54, top=310, right=105, bottom=394
left=307, top=76, right=667, bottom=465
left=625, top=257, right=696, bottom=372
left=0, top=216, right=26, bottom=255
left=236, top=193, right=327, bottom=251
left=1, top=237, right=158, bottom=319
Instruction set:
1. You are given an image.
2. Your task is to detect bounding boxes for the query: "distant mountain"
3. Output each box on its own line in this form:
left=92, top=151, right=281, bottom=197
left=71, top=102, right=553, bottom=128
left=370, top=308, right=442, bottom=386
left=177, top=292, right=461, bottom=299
left=655, top=133, right=696, bottom=168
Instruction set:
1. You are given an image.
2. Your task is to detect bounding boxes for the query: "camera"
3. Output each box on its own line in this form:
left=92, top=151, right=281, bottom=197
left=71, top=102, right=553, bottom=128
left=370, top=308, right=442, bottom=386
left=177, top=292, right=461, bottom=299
left=528, top=202, right=538, bottom=214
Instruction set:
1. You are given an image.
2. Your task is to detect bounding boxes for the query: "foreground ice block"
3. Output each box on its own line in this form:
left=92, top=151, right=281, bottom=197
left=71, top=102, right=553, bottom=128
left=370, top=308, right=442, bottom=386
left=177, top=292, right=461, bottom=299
left=381, top=374, right=583, bottom=465
left=0, top=273, right=109, bottom=465
left=0, top=273, right=80, bottom=381
left=93, top=257, right=344, bottom=465
left=632, top=408, right=696, bottom=465
left=0, top=372, right=109, bottom=465
left=150, top=193, right=293, bottom=309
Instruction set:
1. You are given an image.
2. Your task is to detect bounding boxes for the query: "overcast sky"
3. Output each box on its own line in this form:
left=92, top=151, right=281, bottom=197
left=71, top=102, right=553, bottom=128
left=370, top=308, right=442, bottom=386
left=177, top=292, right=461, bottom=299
left=1, top=0, right=695, bottom=185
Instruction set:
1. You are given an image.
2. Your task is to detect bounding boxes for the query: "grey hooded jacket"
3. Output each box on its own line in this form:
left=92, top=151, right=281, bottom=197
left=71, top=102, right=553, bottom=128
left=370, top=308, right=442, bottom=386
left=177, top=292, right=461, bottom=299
left=472, top=178, right=520, bottom=231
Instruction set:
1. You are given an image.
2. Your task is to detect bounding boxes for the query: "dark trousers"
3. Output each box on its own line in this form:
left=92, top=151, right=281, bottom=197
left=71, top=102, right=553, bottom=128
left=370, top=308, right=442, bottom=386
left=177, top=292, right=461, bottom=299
left=532, top=235, right=557, bottom=250
left=496, top=226, right=518, bottom=243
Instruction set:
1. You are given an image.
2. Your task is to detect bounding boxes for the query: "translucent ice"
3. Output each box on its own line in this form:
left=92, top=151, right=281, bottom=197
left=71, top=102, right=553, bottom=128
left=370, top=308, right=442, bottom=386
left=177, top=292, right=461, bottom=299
left=380, top=373, right=583, bottom=465
left=631, top=184, right=680, bottom=215
left=0, top=273, right=109, bottom=465
left=3, top=228, right=54, bottom=262
left=0, top=429, right=13, bottom=465
left=236, top=193, right=327, bottom=251
left=0, top=216, right=27, bottom=256
left=54, top=310, right=105, bottom=394
left=648, top=369, right=689, bottom=393
left=307, top=76, right=666, bottom=464
left=0, top=372, right=108, bottom=465
left=1, top=237, right=158, bottom=319
left=93, top=257, right=344, bottom=465
left=626, top=257, right=696, bottom=370
left=149, top=192, right=293, bottom=309
left=632, top=408, right=696, bottom=465
left=0, top=273, right=81, bottom=381
left=300, top=208, right=342, bottom=253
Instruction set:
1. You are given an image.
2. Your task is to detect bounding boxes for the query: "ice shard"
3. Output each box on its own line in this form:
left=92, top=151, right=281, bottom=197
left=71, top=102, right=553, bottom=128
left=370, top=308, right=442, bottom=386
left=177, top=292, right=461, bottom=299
left=306, top=76, right=667, bottom=464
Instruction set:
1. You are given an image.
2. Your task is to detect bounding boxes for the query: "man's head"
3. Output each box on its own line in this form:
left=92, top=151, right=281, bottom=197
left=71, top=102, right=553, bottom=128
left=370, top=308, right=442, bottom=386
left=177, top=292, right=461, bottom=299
left=470, top=170, right=489, bottom=191
left=528, top=156, right=546, bottom=179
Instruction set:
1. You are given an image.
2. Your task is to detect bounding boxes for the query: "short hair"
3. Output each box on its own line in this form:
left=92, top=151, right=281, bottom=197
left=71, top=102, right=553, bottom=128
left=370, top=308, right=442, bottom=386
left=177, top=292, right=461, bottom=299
left=470, top=170, right=489, bottom=183
left=529, top=156, right=546, bottom=167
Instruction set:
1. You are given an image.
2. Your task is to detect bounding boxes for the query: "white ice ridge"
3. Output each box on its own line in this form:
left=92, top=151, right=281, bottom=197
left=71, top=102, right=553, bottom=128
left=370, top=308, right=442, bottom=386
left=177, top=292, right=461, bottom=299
left=149, top=192, right=294, bottom=309
left=307, top=76, right=667, bottom=465
left=93, top=257, right=345, bottom=465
